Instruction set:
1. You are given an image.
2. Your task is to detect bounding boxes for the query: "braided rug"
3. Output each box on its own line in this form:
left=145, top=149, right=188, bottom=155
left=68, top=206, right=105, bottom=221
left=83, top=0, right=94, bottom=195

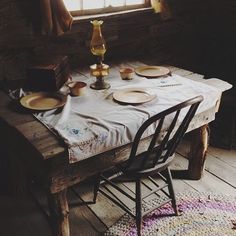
left=104, top=192, right=236, bottom=236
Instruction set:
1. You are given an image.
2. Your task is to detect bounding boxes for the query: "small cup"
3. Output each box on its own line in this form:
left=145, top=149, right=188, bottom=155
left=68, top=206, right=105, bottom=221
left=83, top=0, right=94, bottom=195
left=119, top=67, right=135, bottom=80
left=67, top=81, right=87, bottom=96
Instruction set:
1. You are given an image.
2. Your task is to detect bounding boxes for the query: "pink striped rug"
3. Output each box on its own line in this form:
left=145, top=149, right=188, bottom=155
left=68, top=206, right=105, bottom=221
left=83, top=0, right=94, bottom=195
left=104, top=192, right=236, bottom=236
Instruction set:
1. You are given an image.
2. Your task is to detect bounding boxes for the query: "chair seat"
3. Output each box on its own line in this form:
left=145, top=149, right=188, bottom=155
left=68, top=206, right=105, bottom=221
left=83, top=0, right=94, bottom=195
left=118, top=152, right=175, bottom=178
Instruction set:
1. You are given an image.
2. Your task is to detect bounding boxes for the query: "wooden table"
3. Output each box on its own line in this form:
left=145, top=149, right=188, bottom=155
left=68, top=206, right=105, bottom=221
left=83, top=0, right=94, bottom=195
left=0, top=64, right=232, bottom=236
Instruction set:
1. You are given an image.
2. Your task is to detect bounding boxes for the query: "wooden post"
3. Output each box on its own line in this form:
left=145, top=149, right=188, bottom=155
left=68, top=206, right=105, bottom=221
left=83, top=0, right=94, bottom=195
left=48, top=189, right=70, bottom=236
left=188, top=124, right=209, bottom=180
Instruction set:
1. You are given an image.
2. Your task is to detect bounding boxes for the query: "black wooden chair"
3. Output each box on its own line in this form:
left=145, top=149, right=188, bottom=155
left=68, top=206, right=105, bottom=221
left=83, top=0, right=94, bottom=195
left=93, top=96, right=203, bottom=236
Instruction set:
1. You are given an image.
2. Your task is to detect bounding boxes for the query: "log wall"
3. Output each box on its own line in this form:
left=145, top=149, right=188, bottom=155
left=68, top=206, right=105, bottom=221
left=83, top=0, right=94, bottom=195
left=0, top=0, right=235, bottom=85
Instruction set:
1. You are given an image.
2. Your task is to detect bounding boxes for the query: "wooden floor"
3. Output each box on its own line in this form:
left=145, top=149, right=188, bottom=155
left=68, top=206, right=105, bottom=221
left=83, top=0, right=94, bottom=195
left=0, top=140, right=236, bottom=236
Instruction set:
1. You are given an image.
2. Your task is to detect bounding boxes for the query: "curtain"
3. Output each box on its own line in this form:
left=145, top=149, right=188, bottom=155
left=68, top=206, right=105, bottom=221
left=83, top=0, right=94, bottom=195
left=40, top=0, right=73, bottom=36
left=151, top=0, right=171, bottom=20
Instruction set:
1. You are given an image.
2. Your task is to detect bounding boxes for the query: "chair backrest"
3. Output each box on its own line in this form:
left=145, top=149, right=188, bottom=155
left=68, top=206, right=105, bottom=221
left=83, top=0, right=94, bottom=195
left=127, top=96, right=203, bottom=171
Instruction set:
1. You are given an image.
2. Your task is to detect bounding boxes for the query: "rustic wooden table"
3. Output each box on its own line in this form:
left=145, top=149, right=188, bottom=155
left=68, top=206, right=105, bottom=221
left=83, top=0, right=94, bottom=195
left=0, top=63, right=232, bottom=236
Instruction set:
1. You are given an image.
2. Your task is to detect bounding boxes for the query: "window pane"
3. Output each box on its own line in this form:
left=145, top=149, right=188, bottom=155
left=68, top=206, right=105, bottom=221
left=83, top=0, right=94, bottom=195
left=64, top=0, right=148, bottom=12
left=63, top=0, right=81, bottom=11
left=126, top=0, right=144, bottom=5
left=106, top=0, right=125, bottom=7
left=83, top=0, right=104, bottom=9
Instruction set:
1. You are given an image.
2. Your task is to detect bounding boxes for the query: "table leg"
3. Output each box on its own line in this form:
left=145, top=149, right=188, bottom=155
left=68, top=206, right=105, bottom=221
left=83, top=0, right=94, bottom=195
left=48, top=189, right=70, bottom=236
left=188, top=124, right=209, bottom=180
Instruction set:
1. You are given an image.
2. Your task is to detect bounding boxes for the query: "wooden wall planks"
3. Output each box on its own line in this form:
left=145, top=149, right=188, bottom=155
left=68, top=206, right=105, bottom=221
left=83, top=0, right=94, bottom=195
left=1, top=0, right=235, bottom=86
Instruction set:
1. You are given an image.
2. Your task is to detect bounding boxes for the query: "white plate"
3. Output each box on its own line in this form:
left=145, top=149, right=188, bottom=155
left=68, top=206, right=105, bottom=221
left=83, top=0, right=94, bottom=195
left=20, top=92, right=67, bottom=111
left=113, top=88, right=156, bottom=104
left=135, top=66, right=170, bottom=78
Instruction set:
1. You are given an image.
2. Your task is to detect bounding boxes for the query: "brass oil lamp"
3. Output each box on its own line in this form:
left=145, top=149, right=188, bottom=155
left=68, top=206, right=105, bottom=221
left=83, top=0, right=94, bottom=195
left=90, top=20, right=110, bottom=90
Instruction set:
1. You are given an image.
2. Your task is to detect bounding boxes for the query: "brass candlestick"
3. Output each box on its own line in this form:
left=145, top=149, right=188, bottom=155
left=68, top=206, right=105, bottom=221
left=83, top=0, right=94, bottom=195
left=90, top=20, right=110, bottom=90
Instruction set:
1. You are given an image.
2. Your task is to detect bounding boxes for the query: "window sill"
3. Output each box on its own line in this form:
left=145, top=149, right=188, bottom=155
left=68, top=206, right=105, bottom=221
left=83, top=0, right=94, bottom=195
left=72, top=7, right=153, bottom=24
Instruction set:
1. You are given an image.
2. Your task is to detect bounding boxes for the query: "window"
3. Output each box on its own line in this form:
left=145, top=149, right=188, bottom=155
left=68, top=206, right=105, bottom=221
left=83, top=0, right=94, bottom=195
left=63, top=0, right=150, bottom=16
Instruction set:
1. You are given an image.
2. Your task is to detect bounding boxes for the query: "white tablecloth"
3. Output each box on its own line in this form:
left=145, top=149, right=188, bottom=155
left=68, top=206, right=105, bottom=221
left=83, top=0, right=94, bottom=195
left=35, top=68, right=221, bottom=163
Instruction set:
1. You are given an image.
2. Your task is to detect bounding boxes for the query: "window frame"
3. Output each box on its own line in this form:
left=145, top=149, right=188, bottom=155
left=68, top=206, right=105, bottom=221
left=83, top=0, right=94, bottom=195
left=66, top=0, right=151, bottom=17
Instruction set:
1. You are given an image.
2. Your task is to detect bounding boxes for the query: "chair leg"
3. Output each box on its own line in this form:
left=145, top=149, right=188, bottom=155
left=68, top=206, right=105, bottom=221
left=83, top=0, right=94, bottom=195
left=93, top=175, right=101, bottom=204
left=164, top=167, right=178, bottom=215
left=135, top=179, right=142, bottom=236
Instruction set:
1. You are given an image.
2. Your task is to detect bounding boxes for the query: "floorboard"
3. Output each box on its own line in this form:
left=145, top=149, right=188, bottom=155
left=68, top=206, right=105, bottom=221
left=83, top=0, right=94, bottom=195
left=73, top=182, right=124, bottom=228
left=0, top=194, right=51, bottom=236
left=0, top=142, right=236, bottom=236
left=208, top=146, right=236, bottom=168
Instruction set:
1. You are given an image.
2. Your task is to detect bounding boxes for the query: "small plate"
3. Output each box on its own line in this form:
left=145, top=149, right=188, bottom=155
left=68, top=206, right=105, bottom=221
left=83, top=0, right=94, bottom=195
left=135, top=66, right=170, bottom=78
left=113, top=88, right=156, bottom=104
left=20, top=92, right=67, bottom=111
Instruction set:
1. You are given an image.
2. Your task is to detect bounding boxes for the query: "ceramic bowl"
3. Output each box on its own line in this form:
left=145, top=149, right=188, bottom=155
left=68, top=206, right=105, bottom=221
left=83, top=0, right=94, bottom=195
left=119, top=67, right=135, bottom=80
left=67, top=81, right=87, bottom=96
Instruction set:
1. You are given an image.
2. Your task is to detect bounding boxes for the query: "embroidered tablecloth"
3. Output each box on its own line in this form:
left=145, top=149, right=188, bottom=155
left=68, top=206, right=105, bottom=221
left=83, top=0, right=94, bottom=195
left=35, top=67, right=221, bottom=163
